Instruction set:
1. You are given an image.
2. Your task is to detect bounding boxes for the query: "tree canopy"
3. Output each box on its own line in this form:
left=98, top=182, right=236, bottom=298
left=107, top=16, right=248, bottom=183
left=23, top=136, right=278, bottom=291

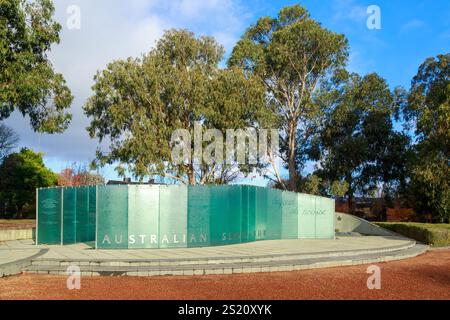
left=0, top=148, right=57, bottom=217
left=404, top=54, right=449, bottom=221
left=229, top=4, right=349, bottom=190
left=309, top=72, right=411, bottom=214
left=85, top=29, right=266, bottom=184
left=0, top=0, right=73, bottom=133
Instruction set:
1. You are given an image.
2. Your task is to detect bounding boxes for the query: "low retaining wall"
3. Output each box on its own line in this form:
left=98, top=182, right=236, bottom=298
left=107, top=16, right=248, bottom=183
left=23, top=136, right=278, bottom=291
left=0, top=229, right=35, bottom=242
left=334, top=212, right=395, bottom=236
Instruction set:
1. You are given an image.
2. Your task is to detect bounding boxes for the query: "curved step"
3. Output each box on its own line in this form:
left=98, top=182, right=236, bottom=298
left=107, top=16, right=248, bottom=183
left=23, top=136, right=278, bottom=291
left=0, top=248, right=48, bottom=277
left=23, top=244, right=428, bottom=276
left=28, top=240, right=416, bottom=267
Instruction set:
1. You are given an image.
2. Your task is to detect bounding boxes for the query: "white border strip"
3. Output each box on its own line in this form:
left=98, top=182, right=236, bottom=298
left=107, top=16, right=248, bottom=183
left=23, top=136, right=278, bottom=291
left=95, top=185, right=99, bottom=249
left=61, top=188, right=64, bottom=245
left=35, top=188, right=39, bottom=245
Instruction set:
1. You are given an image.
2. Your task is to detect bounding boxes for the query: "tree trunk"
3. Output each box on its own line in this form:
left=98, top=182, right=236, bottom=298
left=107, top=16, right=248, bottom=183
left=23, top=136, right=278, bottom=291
left=347, top=193, right=355, bottom=215
left=287, top=120, right=298, bottom=191
left=16, top=205, right=23, bottom=219
left=187, top=164, right=196, bottom=185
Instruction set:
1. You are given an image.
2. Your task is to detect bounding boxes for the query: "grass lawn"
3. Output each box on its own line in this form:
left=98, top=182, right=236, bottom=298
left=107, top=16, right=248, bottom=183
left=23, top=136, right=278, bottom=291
left=376, top=222, right=450, bottom=247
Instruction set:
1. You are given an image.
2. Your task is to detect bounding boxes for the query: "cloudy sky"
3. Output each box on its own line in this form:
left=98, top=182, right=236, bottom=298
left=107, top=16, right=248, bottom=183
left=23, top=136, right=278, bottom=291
left=4, top=0, right=450, bottom=183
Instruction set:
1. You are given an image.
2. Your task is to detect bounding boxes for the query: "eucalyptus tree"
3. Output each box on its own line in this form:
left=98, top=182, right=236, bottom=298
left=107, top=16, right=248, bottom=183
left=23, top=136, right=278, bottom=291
left=310, top=72, right=410, bottom=214
left=0, top=0, right=73, bottom=133
left=404, top=54, right=449, bottom=221
left=84, top=29, right=266, bottom=184
left=228, top=4, right=348, bottom=190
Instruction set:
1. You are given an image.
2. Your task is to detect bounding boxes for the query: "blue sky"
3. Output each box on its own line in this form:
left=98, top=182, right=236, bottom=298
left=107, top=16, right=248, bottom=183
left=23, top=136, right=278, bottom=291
left=4, top=0, right=450, bottom=184
left=244, top=0, right=450, bottom=89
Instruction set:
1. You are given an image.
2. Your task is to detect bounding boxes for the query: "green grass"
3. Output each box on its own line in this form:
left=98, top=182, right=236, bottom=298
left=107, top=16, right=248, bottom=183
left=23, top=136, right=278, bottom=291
left=375, top=222, right=450, bottom=247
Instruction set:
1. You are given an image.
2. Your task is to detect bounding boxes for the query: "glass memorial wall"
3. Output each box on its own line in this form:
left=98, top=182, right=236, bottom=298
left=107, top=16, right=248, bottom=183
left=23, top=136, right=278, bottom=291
left=37, top=186, right=96, bottom=245
left=37, top=185, right=335, bottom=248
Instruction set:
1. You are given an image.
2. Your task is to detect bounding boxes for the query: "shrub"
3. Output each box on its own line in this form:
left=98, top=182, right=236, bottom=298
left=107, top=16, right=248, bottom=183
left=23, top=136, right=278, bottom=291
left=375, top=222, right=450, bottom=247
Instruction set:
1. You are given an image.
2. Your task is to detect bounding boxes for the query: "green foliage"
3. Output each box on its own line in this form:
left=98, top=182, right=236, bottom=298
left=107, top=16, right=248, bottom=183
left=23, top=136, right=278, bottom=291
left=0, top=0, right=73, bottom=133
left=310, top=72, right=411, bottom=210
left=229, top=4, right=349, bottom=190
left=376, top=222, right=450, bottom=247
left=84, top=29, right=266, bottom=184
left=301, top=174, right=322, bottom=195
left=0, top=148, right=57, bottom=217
left=330, top=180, right=349, bottom=198
left=403, top=54, right=449, bottom=221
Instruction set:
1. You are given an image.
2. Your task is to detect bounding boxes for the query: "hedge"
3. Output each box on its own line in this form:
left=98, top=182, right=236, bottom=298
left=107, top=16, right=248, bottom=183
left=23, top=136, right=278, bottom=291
left=375, top=222, right=450, bottom=247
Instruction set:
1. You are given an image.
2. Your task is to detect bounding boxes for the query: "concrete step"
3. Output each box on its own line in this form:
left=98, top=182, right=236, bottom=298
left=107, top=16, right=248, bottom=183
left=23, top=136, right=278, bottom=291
left=0, top=248, right=48, bottom=278
left=23, top=244, right=428, bottom=277
left=29, top=240, right=416, bottom=268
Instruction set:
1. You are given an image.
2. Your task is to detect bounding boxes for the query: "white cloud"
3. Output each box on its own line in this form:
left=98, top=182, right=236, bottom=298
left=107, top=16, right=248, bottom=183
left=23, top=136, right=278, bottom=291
left=4, top=0, right=249, bottom=179
left=331, top=0, right=367, bottom=25
left=401, top=19, right=425, bottom=32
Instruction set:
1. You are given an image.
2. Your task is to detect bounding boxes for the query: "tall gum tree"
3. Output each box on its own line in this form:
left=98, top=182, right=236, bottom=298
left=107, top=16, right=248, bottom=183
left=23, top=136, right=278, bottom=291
left=0, top=0, right=73, bottom=133
left=84, top=29, right=266, bottom=184
left=228, top=4, right=348, bottom=191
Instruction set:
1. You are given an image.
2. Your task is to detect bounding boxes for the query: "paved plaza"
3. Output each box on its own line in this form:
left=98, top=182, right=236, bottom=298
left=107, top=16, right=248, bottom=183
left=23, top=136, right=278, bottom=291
left=0, top=236, right=427, bottom=277
left=1, top=236, right=414, bottom=262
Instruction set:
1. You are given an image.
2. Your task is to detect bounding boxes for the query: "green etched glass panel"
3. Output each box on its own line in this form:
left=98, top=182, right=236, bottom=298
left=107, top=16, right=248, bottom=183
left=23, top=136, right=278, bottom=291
left=96, top=185, right=128, bottom=249
left=315, top=196, right=335, bottom=239
left=255, top=187, right=268, bottom=241
left=187, top=185, right=211, bottom=247
left=75, top=186, right=89, bottom=243
left=87, top=186, right=96, bottom=242
left=266, top=188, right=282, bottom=240
left=209, top=186, right=229, bottom=246
left=62, top=187, right=76, bottom=244
left=281, top=191, right=298, bottom=239
left=298, top=194, right=316, bottom=238
left=128, top=185, right=160, bottom=249
left=243, top=186, right=256, bottom=243
left=159, top=185, right=187, bottom=248
left=37, top=188, right=61, bottom=244
left=229, top=185, right=244, bottom=244
left=239, top=185, right=249, bottom=243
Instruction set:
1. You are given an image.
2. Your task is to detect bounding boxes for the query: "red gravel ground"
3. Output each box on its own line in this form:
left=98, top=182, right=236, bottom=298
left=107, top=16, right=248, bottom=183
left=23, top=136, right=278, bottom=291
left=0, top=249, right=449, bottom=300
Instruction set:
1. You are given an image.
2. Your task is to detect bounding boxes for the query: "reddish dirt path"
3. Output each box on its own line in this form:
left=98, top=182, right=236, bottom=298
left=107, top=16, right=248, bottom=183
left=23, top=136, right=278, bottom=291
left=1, top=249, right=449, bottom=300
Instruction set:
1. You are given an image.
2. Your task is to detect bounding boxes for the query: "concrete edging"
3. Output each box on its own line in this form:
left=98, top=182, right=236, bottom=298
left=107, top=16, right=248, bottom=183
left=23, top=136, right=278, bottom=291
left=0, top=229, right=34, bottom=242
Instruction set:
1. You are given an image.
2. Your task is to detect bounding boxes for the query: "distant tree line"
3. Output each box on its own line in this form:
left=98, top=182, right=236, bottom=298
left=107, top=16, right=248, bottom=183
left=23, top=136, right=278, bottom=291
left=0, top=132, right=105, bottom=218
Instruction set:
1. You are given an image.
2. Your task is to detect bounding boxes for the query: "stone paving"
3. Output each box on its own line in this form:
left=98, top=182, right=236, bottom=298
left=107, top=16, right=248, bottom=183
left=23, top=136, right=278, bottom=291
left=1, top=236, right=412, bottom=262
left=0, top=240, right=47, bottom=277
left=0, top=240, right=43, bottom=265
left=1, top=236, right=426, bottom=277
